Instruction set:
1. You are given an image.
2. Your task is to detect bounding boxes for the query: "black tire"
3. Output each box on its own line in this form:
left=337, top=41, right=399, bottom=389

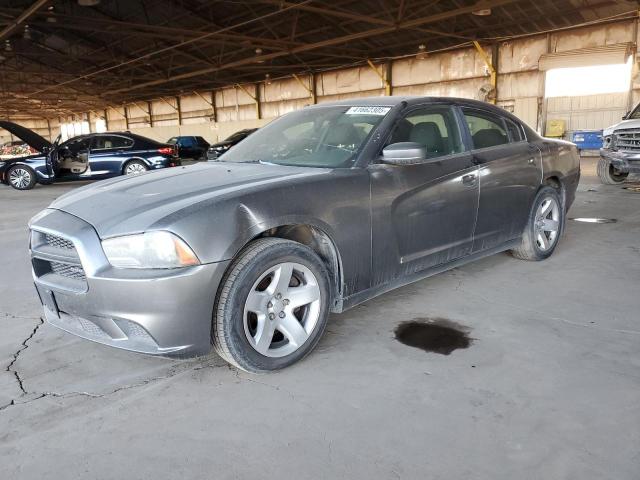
left=597, top=157, right=628, bottom=185
left=213, top=238, right=330, bottom=373
left=511, top=186, right=564, bottom=261
left=7, top=165, right=37, bottom=190
left=122, top=159, right=149, bottom=175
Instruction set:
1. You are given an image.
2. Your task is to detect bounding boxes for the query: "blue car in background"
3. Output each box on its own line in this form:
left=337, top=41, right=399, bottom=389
left=0, top=121, right=180, bottom=190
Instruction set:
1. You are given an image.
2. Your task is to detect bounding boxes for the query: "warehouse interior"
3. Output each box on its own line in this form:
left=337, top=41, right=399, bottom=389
left=1, top=1, right=639, bottom=479
left=1, top=0, right=639, bottom=145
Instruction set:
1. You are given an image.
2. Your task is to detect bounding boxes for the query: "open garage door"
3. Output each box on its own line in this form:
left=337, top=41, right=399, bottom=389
left=541, top=44, right=634, bottom=138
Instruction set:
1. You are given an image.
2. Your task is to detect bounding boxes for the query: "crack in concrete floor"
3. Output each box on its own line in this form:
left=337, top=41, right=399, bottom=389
left=0, top=314, right=227, bottom=412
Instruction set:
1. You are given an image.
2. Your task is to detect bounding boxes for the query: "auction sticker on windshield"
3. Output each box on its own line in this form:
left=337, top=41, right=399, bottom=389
left=346, top=106, right=391, bottom=115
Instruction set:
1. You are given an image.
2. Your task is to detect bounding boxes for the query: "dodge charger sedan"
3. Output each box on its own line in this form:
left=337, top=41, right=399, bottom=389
left=29, top=97, right=580, bottom=372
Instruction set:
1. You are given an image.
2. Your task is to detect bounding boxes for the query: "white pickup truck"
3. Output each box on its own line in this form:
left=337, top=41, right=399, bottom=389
left=599, top=104, right=640, bottom=184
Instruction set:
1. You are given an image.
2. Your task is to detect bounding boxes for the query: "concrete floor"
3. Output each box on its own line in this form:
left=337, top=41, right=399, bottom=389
left=1, top=159, right=639, bottom=479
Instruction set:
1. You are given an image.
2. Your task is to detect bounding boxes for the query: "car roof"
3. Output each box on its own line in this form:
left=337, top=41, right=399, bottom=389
left=309, top=95, right=510, bottom=113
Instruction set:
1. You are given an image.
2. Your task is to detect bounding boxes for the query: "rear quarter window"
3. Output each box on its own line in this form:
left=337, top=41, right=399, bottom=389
left=463, top=110, right=509, bottom=149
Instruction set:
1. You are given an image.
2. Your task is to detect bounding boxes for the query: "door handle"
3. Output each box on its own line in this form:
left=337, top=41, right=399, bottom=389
left=462, top=173, right=477, bottom=186
left=528, top=158, right=535, bottom=164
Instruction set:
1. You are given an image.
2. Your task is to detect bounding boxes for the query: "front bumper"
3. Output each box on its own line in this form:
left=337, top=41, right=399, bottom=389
left=600, top=148, right=640, bottom=173
left=30, top=208, right=229, bottom=357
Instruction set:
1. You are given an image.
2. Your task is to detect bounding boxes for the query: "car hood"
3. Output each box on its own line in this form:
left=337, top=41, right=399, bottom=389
left=50, top=161, right=330, bottom=238
left=0, top=121, right=52, bottom=152
left=603, top=118, right=640, bottom=136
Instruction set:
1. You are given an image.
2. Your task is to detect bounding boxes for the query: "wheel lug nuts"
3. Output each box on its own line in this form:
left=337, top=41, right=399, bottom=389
left=279, top=311, right=285, bottom=318
left=276, top=293, right=282, bottom=300
left=267, top=302, right=273, bottom=308
left=269, top=313, right=275, bottom=320
left=283, top=299, right=289, bottom=305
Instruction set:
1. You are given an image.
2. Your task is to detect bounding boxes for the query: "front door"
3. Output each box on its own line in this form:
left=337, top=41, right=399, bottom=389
left=369, top=104, right=479, bottom=286
left=460, top=108, right=542, bottom=252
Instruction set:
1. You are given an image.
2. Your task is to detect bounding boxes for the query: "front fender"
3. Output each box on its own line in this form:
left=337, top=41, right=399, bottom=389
left=223, top=214, right=340, bottom=261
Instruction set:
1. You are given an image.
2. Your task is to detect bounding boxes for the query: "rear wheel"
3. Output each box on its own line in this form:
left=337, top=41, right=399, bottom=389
left=213, top=238, right=330, bottom=373
left=123, top=160, right=149, bottom=175
left=597, top=157, right=628, bottom=185
left=7, top=165, right=36, bottom=190
left=511, top=186, right=563, bottom=261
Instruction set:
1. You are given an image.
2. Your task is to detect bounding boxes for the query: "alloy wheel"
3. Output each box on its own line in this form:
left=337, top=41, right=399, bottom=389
left=243, top=262, right=321, bottom=358
left=9, top=168, right=32, bottom=189
left=125, top=163, right=147, bottom=175
left=534, top=196, right=560, bottom=251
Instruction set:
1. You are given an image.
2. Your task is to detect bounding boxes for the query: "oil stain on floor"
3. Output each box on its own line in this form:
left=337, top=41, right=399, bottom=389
left=394, top=318, right=472, bottom=355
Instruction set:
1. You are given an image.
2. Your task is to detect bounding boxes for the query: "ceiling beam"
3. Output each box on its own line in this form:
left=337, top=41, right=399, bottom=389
left=0, top=0, right=49, bottom=42
left=104, top=0, right=517, bottom=95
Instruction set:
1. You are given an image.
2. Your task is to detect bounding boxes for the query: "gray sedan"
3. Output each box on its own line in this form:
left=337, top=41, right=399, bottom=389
left=29, top=96, right=580, bottom=372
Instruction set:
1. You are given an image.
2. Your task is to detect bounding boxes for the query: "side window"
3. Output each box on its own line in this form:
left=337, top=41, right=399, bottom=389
left=464, top=110, right=508, bottom=149
left=389, top=106, right=464, bottom=157
left=505, top=118, right=524, bottom=142
left=92, top=135, right=133, bottom=150
left=63, top=137, right=90, bottom=153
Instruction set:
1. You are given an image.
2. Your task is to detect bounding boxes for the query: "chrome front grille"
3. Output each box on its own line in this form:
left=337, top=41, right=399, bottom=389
left=44, top=233, right=74, bottom=250
left=614, top=128, right=640, bottom=152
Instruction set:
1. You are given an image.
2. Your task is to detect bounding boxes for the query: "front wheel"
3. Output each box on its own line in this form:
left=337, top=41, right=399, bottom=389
left=213, top=238, right=330, bottom=373
left=511, top=186, right=564, bottom=261
left=7, top=165, right=36, bottom=190
left=597, top=157, right=628, bottom=184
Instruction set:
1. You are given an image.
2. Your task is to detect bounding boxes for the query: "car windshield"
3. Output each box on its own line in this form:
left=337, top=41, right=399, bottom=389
left=220, top=105, right=391, bottom=168
left=627, top=105, right=640, bottom=120
left=225, top=131, right=248, bottom=142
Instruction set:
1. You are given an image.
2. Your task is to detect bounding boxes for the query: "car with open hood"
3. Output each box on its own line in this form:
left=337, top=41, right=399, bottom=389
left=28, top=96, right=579, bottom=373
left=598, top=103, right=640, bottom=184
left=0, top=121, right=180, bottom=190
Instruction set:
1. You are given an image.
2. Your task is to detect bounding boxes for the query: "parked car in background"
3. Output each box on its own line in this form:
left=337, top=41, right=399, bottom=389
left=598, top=102, right=640, bottom=184
left=28, top=97, right=579, bottom=373
left=0, top=121, right=180, bottom=190
left=206, top=128, right=257, bottom=160
left=167, top=136, right=209, bottom=160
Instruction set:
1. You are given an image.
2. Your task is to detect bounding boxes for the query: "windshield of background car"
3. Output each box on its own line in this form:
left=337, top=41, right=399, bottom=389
left=220, top=105, right=391, bottom=167
left=628, top=105, right=640, bottom=119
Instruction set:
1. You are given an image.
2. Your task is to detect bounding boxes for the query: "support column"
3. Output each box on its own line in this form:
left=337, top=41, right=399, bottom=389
left=473, top=40, right=497, bottom=104
left=176, top=96, right=183, bottom=125
left=147, top=101, right=154, bottom=127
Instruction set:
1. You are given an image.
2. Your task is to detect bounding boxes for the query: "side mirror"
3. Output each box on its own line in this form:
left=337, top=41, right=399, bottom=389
left=381, top=142, right=428, bottom=165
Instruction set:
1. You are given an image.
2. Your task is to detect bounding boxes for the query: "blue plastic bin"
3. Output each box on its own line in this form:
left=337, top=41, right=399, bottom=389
left=571, top=130, right=603, bottom=150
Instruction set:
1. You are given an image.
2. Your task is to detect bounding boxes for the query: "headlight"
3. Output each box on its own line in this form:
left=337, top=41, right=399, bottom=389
left=102, top=231, right=200, bottom=269
left=603, top=135, right=612, bottom=148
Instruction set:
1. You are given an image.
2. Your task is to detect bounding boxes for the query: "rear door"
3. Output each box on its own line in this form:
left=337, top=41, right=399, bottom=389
left=369, top=103, right=479, bottom=285
left=460, top=107, right=542, bottom=252
left=89, top=135, right=134, bottom=177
